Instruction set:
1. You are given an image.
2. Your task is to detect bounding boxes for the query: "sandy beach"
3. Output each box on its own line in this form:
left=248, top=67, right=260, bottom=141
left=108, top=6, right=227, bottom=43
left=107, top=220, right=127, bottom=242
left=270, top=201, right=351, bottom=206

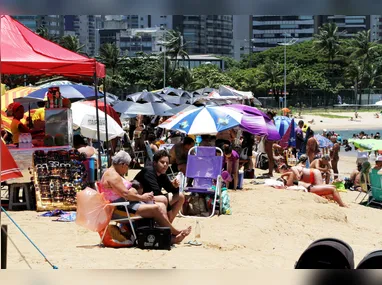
left=1, top=112, right=382, bottom=269
left=297, top=111, right=382, bottom=131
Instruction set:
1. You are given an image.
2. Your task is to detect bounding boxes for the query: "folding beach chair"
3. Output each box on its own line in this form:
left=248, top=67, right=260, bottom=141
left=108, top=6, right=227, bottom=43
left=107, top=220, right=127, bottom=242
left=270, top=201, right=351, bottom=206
left=144, top=140, right=154, bottom=167
left=179, top=146, right=223, bottom=218
left=159, top=143, right=177, bottom=179
left=366, top=170, right=382, bottom=207
left=354, top=173, right=370, bottom=203
left=95, top=182, right=143, bottom=246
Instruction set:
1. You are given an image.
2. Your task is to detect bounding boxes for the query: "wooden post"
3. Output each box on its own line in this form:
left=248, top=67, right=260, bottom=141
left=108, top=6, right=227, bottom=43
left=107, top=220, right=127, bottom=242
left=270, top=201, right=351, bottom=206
left=1, top=224, right=8, bottom=269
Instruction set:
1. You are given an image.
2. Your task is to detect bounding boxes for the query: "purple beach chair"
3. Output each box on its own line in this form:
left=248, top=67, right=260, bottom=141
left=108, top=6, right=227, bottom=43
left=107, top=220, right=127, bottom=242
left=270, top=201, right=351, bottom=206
left=179, top=146, right=223, bottom=218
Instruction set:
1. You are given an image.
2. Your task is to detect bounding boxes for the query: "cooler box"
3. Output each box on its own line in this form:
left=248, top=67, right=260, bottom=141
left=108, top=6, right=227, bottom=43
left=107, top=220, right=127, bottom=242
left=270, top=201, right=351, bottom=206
left=136, top=226, right=171, bottom=250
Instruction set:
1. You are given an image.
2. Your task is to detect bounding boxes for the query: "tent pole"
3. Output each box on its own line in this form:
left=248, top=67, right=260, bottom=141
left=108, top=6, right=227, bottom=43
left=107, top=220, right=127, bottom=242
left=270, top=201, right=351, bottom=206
left=103, top=78, right=110, bottom=166
left=0, top=13, right=3, bottom=263
left=93, top=72, right=102, bottom=178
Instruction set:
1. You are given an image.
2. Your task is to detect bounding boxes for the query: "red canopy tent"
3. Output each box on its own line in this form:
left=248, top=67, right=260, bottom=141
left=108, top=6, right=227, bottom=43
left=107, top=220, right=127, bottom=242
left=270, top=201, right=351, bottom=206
left=0, top=15, right=105, bottom=77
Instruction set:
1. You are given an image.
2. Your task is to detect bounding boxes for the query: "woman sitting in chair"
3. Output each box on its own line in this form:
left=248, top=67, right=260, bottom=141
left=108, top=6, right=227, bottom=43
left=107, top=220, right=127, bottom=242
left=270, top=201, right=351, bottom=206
left=99, top=150, right=191, bottom=243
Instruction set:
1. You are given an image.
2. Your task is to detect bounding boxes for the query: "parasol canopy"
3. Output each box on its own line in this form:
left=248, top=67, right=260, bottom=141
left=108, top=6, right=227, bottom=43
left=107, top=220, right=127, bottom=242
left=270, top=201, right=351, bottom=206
left=314, top=134, right=334, bottom=148
left=1, top=140, right=23, bottom=181
left=158, top=106, right=242, bottom=135
left=349, top=139, right=382, bottom=151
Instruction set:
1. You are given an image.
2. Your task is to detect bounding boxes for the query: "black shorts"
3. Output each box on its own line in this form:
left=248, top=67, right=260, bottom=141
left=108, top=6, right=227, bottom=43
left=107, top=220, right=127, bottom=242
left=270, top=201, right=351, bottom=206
left=111, top=197, right=144, bottom=217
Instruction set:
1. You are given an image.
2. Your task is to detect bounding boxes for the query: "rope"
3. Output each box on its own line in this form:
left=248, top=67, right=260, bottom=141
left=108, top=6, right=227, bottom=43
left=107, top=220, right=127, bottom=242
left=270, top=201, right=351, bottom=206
left=1, top=226, right=32, bottom=269
left=1, top=207, right=58, bottom=269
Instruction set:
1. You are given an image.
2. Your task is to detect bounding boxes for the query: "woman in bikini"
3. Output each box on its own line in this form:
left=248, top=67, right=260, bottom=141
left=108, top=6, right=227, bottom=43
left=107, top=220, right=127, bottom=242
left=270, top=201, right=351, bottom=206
left=279, top=160, right=347, bottom=207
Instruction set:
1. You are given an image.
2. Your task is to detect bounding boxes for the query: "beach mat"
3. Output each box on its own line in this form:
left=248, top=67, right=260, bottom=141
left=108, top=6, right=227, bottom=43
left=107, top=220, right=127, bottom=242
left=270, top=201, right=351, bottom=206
left=295, top=238, right=354, bottom=269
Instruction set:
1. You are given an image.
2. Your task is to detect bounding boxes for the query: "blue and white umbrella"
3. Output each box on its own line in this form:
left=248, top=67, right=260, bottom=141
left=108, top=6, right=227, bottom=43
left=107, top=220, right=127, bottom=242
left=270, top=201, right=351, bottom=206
left=274, top=116, right=293, bottom=137
left=158, top=106, right=243, bottom=135
left=314, top=134, right=334, bottom=148
left=15, top=84, right=104, bottom=104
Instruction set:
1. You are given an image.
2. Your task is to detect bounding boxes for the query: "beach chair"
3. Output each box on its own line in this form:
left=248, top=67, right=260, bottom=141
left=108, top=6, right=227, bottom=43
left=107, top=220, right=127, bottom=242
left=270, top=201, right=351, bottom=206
left=95, top=182, right=143, bottom=246
left=179, top=146, right=223, bottom=218
left=354, top=173, right=370, bottom=203
left=366, top=170, right=382, bottom=207
left=159, top=143, right=177, bottom=179
left=144, top=140, right=154, bottom=167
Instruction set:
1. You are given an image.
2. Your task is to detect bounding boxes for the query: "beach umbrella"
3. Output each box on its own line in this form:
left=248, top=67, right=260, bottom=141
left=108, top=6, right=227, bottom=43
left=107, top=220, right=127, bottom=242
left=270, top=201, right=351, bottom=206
left=314, top=134, right=333, bottom=148
left=1, top=140, right=23, bottom=181
left=82, top=100, right=122, bottom=127
left=125, top=91, right=163, bottom=103
left=158, top=93, right=192, bottom=105
left=113, top=101, right=175, bottom=117
left=193, top=87, right=216, bottom=96
left=349, top=139, right=382, bottom=151
left=163, top=104, right=198, bottom=116
left=71, top=102, right=125, bottom=141
left=37, top=80, right=74, bottom=88
left=274, top=116, right=293, bottom=137
left=1, top=86, right=39, bottom=110
left=224, top=104, right=281, bottom=141
left=158, top=106, right=243, bottom=135
left=15, top=84, right=104, bottom=104
left=280, top=119, right=296, bottom=148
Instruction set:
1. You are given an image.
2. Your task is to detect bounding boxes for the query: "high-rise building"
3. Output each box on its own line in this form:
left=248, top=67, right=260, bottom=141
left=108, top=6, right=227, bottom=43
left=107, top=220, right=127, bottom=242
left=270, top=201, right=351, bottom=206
left=370, top=15, right=382, bottom=42
left=232, top=15, right=252, bottom=60
left=64, top=15, right=96, bottom=56
left=315, top=15, right=370, bottom=38
left=251, top=15, right=315, bottom=52
left=13, top=15, right=65, bottom=37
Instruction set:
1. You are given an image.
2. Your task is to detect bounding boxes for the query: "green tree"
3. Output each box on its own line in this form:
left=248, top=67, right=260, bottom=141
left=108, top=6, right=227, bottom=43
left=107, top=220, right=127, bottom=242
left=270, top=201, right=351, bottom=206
left=190, top=64, right=234, bottom=89
left=36, top=26, right=56, bottom=42
left=259, top=59, right=283, bottom=104
left=346, top=30, right=378, bottom=104
left=162, top=30, right=189, bottom=69
left=98, top=43, right=126, bottom=76
left=58, top=35, right=85, bottom=54
left=313, top=22, right=344, bottom=105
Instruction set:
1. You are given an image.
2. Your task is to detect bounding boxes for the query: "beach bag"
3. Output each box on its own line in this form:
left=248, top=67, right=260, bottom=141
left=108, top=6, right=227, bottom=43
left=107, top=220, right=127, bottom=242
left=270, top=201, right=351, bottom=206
left=295, top=238, right=354, bottom=269
left=98, top=224, right=135, bottom=248
left=244, top=169, right=255, bottom=179
left=221, top=188, right=232, bottom=215
left=240, top=147, right=249, bottom=160
left=186, top=195, right=207, bottom=215
left=256, top=152, right=269, bottom=170
left=75, top=187, right=114, bottom=232
left=356, top=250, right=382, bottom=269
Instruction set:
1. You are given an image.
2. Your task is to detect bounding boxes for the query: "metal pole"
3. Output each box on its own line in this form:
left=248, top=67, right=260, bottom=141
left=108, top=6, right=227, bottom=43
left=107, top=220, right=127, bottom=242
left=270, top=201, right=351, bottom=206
left=284, top=36, right=287, bottom=109
left=1, top=225, right=7, bottom=269
left=0, top=13, right=3, bottom=263
left=103, top=78, right=110, bottom=167
left=163, top=46, right=166, bottom=89
left=93, top=72, right=102, bottom=178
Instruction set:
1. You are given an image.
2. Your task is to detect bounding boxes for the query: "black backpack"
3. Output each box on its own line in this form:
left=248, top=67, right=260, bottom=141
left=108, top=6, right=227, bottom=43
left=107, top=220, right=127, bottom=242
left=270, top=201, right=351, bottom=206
left=256, top=152, right=269, bottom=170
left=357, top=250, right=382, bottom=269
left=295, top=238, right=354, bottom=269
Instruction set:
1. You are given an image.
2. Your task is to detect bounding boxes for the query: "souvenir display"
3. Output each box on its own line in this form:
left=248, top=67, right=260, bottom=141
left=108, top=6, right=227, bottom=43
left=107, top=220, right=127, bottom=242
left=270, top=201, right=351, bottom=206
left=31, top=149, right=88, bottom=211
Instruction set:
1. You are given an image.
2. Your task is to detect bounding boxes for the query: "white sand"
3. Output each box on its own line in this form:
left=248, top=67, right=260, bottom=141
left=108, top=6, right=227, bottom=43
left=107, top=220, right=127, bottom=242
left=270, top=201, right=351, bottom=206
left=298, top=111, right=382, bottom=131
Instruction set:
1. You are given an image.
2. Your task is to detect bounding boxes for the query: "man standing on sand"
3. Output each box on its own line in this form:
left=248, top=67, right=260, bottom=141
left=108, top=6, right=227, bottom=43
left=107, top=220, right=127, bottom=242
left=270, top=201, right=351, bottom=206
left=295, top=120, right=304, bottom=157
left=329, top=136, right=340, bottom=179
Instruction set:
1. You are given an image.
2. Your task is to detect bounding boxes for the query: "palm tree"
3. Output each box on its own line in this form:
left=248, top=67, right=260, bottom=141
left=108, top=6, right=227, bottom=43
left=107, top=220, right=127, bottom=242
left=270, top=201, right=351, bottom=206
left=161, top=30, right=189, bottom=70
left=346, top=61, right=362, bottom=105
left=36, top=26, right=56, bottom=42
left=364, top=63, right=381, bottom=105
left=58, top=35, right=85, bottom=54
left=260, top=59, right=283, bottom=104
left=98, top=43, right=127, bottom=76
left=313, top=22, right=344, bottom=105
left=347, top=30, right=378, bottom=104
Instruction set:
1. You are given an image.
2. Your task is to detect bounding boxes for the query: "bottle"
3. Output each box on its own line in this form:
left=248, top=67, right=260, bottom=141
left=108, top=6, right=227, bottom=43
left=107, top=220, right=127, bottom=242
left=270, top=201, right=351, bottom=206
left=195, top=220, right=201, bottom=240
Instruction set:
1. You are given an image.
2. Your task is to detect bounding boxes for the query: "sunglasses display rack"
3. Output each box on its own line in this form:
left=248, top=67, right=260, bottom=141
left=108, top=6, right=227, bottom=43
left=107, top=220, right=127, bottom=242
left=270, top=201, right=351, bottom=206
left=31, top=149, right=88, bottom=211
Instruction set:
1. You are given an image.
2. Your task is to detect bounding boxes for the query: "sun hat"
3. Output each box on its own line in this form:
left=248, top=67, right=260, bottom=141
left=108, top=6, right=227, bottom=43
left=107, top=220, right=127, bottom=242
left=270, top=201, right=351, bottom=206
left=12, top=102, right=22, bottom=113
left=376, top=155, right=382, bottom=162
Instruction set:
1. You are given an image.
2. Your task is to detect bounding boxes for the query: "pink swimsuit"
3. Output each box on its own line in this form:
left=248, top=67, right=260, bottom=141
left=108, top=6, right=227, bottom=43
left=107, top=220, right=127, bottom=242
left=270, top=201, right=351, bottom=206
left=99, top=177, right=132, bottom=202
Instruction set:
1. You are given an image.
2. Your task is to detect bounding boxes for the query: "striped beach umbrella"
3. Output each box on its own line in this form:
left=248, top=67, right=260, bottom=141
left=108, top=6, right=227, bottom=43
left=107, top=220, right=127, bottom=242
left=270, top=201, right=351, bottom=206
left=1, top=86, right=38, bottom=110
left=158, top=106, right=243, bottom=135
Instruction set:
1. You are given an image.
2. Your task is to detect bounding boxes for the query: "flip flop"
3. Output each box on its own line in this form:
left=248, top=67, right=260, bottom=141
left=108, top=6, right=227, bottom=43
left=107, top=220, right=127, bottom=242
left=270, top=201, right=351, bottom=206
left=185, top=240, right=202, bottom=246
left=256, top=174, right=271, bottom=179
left=250, top=181, right=265, bottom=185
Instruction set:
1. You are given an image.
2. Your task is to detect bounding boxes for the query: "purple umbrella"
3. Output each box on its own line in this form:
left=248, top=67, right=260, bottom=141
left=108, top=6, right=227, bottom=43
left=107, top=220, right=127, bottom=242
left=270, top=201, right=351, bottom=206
left=224, top=104, right=281, bottom=141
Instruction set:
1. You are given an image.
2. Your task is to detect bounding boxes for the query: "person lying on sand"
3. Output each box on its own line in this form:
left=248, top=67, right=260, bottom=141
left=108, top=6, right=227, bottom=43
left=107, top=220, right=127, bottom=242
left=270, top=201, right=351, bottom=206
left=279, top=164, right=347, bottom=207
